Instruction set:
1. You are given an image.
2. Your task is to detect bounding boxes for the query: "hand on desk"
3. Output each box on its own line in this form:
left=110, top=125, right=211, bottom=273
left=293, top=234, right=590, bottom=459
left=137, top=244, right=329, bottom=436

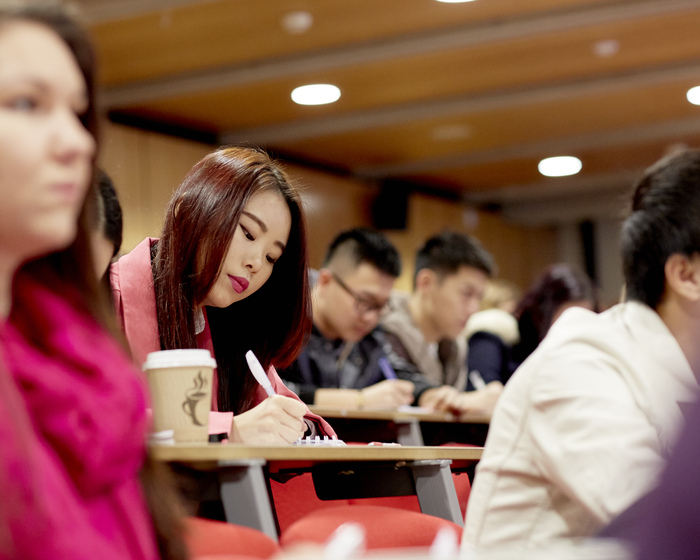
left=418, top=385, right=461, bottom=412
left=362, top=379, right=415, bottom=409
left=229, top=395, right=307, bottom=444
left=452, top=381, right=503, bottom=418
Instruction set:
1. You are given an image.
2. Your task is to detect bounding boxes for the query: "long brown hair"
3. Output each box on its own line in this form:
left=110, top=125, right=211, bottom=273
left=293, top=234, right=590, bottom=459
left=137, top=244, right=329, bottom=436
left=1, top=5, right=185, bottom=559
left=154, top=146, right=312, bottom=414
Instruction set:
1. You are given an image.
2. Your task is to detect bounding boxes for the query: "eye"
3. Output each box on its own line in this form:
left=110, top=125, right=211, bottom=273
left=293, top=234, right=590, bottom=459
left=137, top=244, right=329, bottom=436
left=266, top=255, right=278, bottom=265
left=8, top=96, right=38, bottom=112
left=241, top=225, right=255, bottom=241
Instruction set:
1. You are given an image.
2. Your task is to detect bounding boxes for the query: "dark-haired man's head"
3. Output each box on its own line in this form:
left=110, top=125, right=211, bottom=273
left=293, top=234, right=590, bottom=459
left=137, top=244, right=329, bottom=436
left=315, top=228, right=401, bottom=342
left=412, top=231, right=495, bottom=341
left=90, top=169, right=123, bottom=278
left=622, top=150, right=700, bottom=310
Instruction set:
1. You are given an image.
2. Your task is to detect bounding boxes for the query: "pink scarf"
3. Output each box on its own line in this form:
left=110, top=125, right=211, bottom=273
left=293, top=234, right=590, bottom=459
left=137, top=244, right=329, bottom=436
left=0, top=273, right=158, bottom=559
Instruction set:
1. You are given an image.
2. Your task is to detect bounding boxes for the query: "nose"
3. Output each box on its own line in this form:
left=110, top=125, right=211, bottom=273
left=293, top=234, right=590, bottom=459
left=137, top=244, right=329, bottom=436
left=243, top=251, right=264, bottom=274
left=53, top=108, right=96, bottom=164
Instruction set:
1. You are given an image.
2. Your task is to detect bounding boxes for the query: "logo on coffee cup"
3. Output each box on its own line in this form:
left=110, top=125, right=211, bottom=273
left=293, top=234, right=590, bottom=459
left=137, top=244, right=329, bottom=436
left=182, top=370, right=209, bottom=426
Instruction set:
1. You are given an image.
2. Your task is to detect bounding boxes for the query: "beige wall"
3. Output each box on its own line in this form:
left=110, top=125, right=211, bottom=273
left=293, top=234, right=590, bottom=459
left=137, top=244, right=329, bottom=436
left=100, top=122, right=557, bottom=290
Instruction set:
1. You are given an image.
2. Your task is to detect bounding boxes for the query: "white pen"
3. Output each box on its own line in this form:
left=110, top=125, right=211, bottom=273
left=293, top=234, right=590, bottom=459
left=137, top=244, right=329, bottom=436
left=246, top=350, right=276, bottom=397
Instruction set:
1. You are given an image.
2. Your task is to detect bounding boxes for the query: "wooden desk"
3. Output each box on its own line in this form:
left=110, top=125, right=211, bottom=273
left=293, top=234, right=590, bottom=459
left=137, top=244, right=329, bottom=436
left=152, top=443, right=482, bottom=541
left=309, top=406, right=490, bottom=446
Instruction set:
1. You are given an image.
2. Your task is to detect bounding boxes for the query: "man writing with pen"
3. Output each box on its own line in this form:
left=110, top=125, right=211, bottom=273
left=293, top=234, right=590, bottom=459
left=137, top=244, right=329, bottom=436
left=279, top=227, right=477, bottom=413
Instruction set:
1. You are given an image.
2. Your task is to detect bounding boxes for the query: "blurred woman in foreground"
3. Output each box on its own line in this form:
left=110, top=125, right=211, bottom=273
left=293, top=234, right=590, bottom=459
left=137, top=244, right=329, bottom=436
left=0, top=4, right=167, bottom=558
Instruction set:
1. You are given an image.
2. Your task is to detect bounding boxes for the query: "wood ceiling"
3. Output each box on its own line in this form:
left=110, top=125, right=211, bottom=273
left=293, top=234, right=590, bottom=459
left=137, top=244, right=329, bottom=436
left=79, top=0, right=700, bottom=221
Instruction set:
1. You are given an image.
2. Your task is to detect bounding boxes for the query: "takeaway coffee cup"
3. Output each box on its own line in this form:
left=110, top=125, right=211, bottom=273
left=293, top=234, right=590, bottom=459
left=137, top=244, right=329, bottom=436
left=143, top=349, right=217, bottom=443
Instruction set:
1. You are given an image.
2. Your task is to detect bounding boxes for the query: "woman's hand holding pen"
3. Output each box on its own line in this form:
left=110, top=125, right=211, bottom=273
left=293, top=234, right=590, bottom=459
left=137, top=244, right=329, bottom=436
left=229, top=395, right=307, bottom=444
left=362, top=379, right=414, bottom=409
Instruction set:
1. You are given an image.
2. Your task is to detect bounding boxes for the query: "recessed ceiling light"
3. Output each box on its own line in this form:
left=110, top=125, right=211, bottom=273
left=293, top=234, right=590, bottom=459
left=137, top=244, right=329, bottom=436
left=687, top=86, right=700, bottom=105
left=431, top=124, right=472, bottom=141
left=592, top=39, right=620, bottom=58
left=281, top=11, right=313, bottom=34
left=291, top=84, right=341, bottom=105
left=538, top=156, right=582, bottom=177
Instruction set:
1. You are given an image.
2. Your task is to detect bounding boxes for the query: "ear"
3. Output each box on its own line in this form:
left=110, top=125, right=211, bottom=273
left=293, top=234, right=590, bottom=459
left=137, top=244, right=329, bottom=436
left=415, top=268, right=437, bottom=293
left=664, top=253, right=700, bottom=302
left=316, top=268, right=334, bottom=289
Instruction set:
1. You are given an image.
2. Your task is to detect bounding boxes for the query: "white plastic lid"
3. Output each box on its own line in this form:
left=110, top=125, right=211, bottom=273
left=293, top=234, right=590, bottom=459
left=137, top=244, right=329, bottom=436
left=142, top=349, right=217, bottom=371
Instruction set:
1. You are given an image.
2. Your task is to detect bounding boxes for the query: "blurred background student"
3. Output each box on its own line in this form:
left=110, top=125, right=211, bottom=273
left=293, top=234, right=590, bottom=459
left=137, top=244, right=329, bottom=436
left=90, top=168, right=123, bottom=281
left=111, top=146, right=333, bottom=444
left=381, top=231, right=503, bottom=416
left=466, top=263, right=598, bottom=387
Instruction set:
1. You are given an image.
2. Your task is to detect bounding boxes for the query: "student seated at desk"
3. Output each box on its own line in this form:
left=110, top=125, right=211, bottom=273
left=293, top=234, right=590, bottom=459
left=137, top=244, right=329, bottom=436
left=462, top=149, right=700, bottom=553
left=0, top=4, right=178, bottom=557
left=381, top=231, right=504, bottom=416
left=110, top=147, right=333, bottom=443
left=279, top=227, right=468, bottom=412
left=465, top=264, right=597, bottom=386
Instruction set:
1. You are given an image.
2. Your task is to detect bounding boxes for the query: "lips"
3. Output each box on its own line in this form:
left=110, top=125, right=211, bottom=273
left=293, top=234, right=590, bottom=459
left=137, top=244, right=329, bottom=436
left=52, top=182, right=81, bottom=203
left=228, top=275, right=249, bottom=294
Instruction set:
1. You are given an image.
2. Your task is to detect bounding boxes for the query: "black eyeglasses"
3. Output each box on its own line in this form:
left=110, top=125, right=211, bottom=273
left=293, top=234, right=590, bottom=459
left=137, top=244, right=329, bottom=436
left=330, top=271, right=389, bottom=316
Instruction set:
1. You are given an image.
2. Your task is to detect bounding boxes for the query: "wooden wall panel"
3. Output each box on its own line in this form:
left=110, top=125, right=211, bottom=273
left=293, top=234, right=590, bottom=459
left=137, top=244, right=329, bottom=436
left=142, top=132, right=213, bottom=242
left=385, top=193, right=558, bottom=292
left=284, top=163, right=377, bottom=268
left=99, top=123, right=149, bottom=253
left=100, top=123, right=557, bottom=293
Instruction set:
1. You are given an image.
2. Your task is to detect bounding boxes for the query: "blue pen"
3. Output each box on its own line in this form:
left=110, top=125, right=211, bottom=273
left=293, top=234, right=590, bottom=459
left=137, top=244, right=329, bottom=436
left=378, top=356, right=397, bottom=380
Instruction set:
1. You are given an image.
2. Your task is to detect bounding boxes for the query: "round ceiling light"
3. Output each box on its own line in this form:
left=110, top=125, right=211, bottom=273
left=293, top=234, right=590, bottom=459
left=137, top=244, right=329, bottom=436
left=538, top=156, right=582, bottom=177
left=281, top=11, right=314, bottom=34
left=687, top=86, right=700, bottom=106
left=291, top=84, right=341, bottom=105
left=592, top=39, right=620, bottom=58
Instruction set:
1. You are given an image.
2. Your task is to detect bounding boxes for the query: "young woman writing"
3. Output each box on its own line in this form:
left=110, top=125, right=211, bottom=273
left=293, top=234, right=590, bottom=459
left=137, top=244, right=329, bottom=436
left=110, top=146, right=333, bottom=443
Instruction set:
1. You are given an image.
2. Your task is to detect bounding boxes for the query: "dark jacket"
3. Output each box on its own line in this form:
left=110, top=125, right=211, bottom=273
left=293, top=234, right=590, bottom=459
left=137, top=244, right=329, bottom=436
left=279, top=325, right=436, bottom=404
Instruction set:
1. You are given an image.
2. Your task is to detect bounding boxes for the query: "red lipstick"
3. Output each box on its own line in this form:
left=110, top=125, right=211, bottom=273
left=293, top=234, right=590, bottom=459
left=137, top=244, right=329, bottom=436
left=228, top=275, right=249, bottom=294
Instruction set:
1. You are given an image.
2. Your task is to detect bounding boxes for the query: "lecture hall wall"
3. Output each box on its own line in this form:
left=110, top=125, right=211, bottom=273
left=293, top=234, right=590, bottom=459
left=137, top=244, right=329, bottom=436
left=100, top=122, right=558, bottom=292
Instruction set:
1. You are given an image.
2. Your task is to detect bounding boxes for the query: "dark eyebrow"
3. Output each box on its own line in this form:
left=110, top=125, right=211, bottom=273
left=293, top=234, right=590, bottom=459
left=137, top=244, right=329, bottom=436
left=241, top=210, right=286, bottom=251
left=242, top=211, right=267, bottom=233
left=6, top=77, right=88, bottom=111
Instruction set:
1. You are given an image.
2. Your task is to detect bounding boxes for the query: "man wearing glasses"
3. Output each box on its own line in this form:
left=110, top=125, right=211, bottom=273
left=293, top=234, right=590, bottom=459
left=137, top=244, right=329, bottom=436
left=279, top=228, right=456, bottom=410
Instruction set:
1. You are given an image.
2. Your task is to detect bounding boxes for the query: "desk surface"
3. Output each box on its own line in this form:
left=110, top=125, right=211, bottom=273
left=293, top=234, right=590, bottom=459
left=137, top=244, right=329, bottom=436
left=308, top=405, right=490, bottom=424
left=151, top=442, right=483, bottom=468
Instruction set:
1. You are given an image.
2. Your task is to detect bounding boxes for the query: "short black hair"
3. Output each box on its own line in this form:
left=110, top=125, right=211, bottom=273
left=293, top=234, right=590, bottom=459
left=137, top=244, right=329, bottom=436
left=621, top=149, right=700, bottom=309
left=95, top=169, right=123, bottom=257
left=323, top=227, right=401, bottom=277
left=414, top=230, right=494, bottom=287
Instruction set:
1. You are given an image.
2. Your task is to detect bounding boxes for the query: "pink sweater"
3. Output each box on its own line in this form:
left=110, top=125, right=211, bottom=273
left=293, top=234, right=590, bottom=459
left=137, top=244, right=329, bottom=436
left=110, top=238, right=334, bottom=437
left=0, top=273, right=158, bottom=559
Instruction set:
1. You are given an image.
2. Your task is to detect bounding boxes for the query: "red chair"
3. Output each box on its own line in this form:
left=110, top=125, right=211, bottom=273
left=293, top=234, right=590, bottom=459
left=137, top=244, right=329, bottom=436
left=270, top=473, right=351, bottom=533
left=184, top=517, right=280, bottom=559
left=280, top=504, right=462, bottom=549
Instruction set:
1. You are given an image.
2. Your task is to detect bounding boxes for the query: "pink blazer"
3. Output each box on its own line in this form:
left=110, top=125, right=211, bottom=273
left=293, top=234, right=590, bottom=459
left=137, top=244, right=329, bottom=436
left=110, top=238, right=334, bottom=437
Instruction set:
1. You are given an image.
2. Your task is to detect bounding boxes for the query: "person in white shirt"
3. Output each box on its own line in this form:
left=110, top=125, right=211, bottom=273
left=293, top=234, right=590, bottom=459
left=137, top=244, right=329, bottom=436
left=462, top=149, right=700, bottom=553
